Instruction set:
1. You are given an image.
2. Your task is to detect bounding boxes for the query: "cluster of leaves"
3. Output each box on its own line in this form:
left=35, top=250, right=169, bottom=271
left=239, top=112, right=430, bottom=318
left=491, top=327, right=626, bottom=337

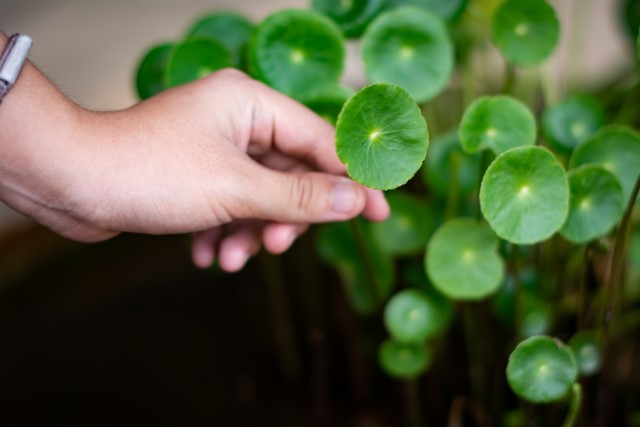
left=135, top=0, right=640, bottom=424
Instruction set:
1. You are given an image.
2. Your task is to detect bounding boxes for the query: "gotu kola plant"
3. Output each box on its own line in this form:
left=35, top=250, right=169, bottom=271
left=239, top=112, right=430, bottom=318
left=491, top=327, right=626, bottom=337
left=134, top=0, right=640, bottom=425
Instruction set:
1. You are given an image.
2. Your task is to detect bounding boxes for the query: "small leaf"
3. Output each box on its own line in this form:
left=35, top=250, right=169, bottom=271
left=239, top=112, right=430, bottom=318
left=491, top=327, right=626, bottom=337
left=491, top=0, right=560, bottom=66
left=426, top=218, right=504, bottom=300
left=480, top=146, right=569, bottom=245
left=542, top=95, right=605, bottom=153
left=186, top=12, right=253, bottom=67
left=361, top=6, right=454, bottom=103
left=384, top=289, right=448, bottom=342
left=459, top=96, right=536, bottom=155
left=422, top=129, right=481, bottom=198
left=520, top=293, right=551, bottom=338
left=570, top=126, right=640, bottom=204
left=506, top=336, right=578, bottom=403
left=569, top=331, right=602, bottom=377
left=165, top=39, right=232, bottom=88
left=135, top=43, right=174, bottom=100
left=378, top=339, right=432, bottom=379
left=372, top=191, right=435, bottom=256
left=560, top=165, right=625, bottom=244
left=248, top=9, right=345, bottom=100
left=312, top=0, right=385, bottom=38
left=336, top=83, right=429, bottom=190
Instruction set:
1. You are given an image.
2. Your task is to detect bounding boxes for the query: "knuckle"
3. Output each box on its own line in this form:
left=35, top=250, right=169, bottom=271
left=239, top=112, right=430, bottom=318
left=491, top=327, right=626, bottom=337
left=289, top=175, right=316, bottom=216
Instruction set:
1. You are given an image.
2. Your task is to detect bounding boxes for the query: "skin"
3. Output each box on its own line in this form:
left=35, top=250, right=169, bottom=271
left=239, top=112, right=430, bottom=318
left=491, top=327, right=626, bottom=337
left=0, top=33, right=389, bottom=272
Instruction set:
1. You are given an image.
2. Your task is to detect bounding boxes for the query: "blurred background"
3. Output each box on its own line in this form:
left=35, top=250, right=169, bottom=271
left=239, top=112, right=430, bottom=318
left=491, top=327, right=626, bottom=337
left=0, top=0, right=637, bottom=425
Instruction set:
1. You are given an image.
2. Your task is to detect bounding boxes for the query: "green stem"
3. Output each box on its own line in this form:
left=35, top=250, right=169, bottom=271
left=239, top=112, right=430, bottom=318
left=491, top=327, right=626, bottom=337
left=602, top=173, right=640, bottom=331
left=503, top=62, right=516, bottom=95
left=510, top=244, right=522, bottom=338
left=349, top=219, right=381, bottom=307
left=445, top=152, right=461, bottom=220
left=561, top=383, right=582, bottom=427
left=404, top=378, right=422, bottom=427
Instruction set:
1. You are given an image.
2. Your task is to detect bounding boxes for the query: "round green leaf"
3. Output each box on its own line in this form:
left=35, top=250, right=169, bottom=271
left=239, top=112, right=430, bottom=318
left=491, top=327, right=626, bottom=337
left=491, top=0, right=560, bottom=66
left=459, top=96, right=536, bottom=155
left=480, top=146, right=569, bottom=245
left=186, top=12, right=253, bottom=67
left=426, top=218, right=504, bottom=300
left=542, top=95, right=605, bottom=153
left=336, top=83, right=429, bottom=190
left=507, top=336, right=578, bottom=403
left=372, top=191, right=434, bottom=256
left=422, top=129, right=481, bottom=198
left=378, top=339, right=432, bottom=379
left=361, top=6, right=454, bottom=103
left=386, top=0, right=468, bottom=21
left=560, top=165, right=625, bottom=244
left=135, top=42, right=174, bottom=100
left=312, top=0, right=385, bottom=38
left=303, top=86, right=354, bottom=125
left=249, top=9, right=345, bottom=100
left=384, top=289, right=446, bottom=342
left=570, top=126, right=640, bottom=204
left=520, top=293, right=551, bottom=338
left=569, top=331, right=602, bottom=377
left=316, top=220, right=394, bottom=315
left=165, top=39, right=232, bottom=88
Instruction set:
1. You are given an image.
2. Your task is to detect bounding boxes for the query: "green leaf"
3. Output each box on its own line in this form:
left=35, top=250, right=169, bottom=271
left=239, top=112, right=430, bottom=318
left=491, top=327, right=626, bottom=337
left=560, top=165, right=625, bottom=244
left=459, top=96, right=536, bottom=155
left=568, top=331, right=602, bottom=377
left=426, top=218, right=504, bottom=300
left=520, top=293, right=551, bottom=338
left=506, top=336, right=578, bottom=403
left=186, top=12, right=253, bottom=68
left=386, top=0, right=468, bottom=21
left=402, top=262, right=455, bottom=332
left=361, top=6, right=454, bottom=103
left=491, top=0, right=560, bottom=66
left=422, top=129, right=481, bottom=198
left=303, top=86, right=354, bottom=125
left=480, top=146, right=569, bottom=245
left=336, top=83, right=429, bottom=190
left=542, top=95, right=605, bottom=154
left=570, top=126, right=640, bottom=204
left=316, top=220, right=394, bottom=315
left=312, top=0, right=385, bottom=38
left=248, top=9, right=345, bottom=100
left=384, top=289, right=448, bottom=342
left=165, top=39, right=232, bottom=88
left=371, top=191, right=435, bottom=256
left=135, top=42, right=174, bottom=100
left=378, top=339, right=432, bottom=379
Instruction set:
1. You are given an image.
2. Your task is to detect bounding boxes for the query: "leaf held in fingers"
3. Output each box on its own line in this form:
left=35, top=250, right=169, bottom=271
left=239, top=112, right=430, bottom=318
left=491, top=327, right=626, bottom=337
left=336, top=83, right=429, bottom=190
left=480, top=146, right=569, bottom=244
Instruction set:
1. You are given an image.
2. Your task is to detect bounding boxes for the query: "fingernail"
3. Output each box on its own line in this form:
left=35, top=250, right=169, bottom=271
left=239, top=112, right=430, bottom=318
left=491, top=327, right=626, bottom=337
left=332, top=180, right=358, bottom=214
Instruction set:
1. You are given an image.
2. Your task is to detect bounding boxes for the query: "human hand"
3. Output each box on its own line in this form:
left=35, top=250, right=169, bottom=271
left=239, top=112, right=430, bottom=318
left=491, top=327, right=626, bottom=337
left=0, top=64, right=388, bottom=272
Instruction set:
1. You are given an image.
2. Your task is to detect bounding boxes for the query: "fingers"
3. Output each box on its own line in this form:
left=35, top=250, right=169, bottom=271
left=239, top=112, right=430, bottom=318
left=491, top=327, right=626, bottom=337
left=263, top=222, right=308, bottom=254
left=248, top=80, right=346, bottom=176
left=192, top=227, right=223, bottom=268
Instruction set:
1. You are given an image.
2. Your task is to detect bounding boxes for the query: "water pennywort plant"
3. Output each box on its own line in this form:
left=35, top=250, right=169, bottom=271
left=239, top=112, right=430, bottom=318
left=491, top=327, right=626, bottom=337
left=135, top=0, right=640, bottom=425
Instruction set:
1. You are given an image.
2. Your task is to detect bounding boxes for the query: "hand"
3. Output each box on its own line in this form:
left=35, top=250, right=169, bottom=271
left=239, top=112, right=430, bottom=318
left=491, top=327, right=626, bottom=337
left=0, top=64, right=388, bottom=272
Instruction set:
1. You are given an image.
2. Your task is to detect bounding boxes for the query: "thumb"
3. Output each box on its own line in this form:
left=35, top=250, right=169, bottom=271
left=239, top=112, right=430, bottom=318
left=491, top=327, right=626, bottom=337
left=232, top=167, right=368, bottom=223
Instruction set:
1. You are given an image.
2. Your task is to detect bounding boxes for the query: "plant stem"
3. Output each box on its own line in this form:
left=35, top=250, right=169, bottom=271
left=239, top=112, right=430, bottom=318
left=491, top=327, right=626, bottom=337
left=349, top=219, right=381, bottom=308
left=502, top=62, right=516, bottom=95
left=404, top=378, right=422, bottom=427
left=445, top=152, right=461, bottom=220
left=602, top=173, right=640, bottom=332
left=561, top=383, right=583, bottom=427
left=510, top=244, right=522, bottom=338
left=577, top=244, right=591, bottom=331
